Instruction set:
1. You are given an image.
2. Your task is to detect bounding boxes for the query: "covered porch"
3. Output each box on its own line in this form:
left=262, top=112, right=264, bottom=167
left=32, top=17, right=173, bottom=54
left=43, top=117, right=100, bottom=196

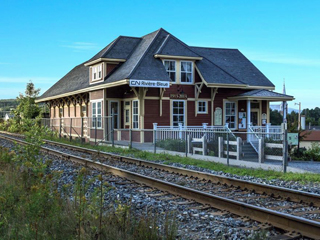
left=228, top=89, right=294, bottom=131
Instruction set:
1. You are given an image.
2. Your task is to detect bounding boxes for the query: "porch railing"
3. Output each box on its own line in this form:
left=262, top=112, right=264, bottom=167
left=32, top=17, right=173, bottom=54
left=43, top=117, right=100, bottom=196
left=251, top=124, right=283, bottom=141
left=154, top=123, right=233, bottom=141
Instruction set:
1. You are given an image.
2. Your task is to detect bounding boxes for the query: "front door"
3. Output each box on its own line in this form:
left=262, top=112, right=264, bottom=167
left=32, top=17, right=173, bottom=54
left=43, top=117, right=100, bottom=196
left=172, top=100, right=185, bottom=126
left=110, top=101, right=119, bottom=129
left=250, top=111, right=258, bottom=126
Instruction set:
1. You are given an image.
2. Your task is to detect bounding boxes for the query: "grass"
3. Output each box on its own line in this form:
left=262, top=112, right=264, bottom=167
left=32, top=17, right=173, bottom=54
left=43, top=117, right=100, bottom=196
left=48, top=135, right=320, bottom=183
left=0, top=142, right=178, bottom=240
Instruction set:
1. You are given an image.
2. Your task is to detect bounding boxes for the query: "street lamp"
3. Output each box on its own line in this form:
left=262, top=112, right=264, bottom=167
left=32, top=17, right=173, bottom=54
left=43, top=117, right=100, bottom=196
left=294, top=102, right=301, bottom=131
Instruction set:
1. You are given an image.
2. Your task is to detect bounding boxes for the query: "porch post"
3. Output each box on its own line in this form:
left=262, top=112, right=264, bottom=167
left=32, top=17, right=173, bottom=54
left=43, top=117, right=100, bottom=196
left=178, top=123, right=183, bottom=140
left=153, top=123, right=158, bottom=144
left=247, top=100, right=251, bottom=127
left=247, top=100, right=251, bottom=140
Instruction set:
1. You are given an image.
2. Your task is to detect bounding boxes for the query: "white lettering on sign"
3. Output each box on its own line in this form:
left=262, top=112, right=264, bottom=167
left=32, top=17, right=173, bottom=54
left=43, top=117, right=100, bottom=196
left=129, top=80, right=170, bottom=88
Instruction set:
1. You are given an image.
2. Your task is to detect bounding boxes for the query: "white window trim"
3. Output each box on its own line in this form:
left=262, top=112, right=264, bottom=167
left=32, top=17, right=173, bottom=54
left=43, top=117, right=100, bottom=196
left=91, top=64, right=103, bottom=83
left=223, top=100, right=237, bottom=130
left=163, top=59, right=176, bottom=82
left=180, top=61, right=193, bottom=85
left=132, top=100, right=139, bottom=129
left=197, top=100, right=208, bottom=114
left=170, top=100, right=187, bottom=126
left=124, top=101, right=131, bottom=126
left=91, top=99, right=103, bottom=129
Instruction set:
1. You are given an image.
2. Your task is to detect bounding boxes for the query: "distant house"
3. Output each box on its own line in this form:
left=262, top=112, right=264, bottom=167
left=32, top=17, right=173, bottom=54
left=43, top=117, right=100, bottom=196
left=307, top=126, right=320, bottom=131
left=4, top=113, right=14, bottom=121
left=300, top=130, right=320, bottom=149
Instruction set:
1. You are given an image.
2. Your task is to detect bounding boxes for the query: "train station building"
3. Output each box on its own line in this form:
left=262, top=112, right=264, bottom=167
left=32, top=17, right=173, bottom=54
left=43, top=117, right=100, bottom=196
left=36, top=28, right=294, bottom=143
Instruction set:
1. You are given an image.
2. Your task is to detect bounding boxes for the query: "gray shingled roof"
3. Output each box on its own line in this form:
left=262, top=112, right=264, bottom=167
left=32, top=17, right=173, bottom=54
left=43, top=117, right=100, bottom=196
left=191, top=47, right=275, bottom=87
left=39, top=62, right=89, bottom=100
left=38, top=28, right=277, bottom=101
left=105, top=28, right=171, bottom=83
left=88, top=36, right=141, bottom=62
left=156, top=35, right=200, bottom=58
left=233, top=89, right=294, bottom=99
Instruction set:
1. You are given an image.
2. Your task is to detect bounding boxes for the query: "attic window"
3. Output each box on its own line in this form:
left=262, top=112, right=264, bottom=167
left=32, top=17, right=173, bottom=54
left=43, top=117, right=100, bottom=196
left=164, top=60, right=176, bottom=82
left=180, top=61, right=193, bottom=83
left=92, top=64, right=102, bottom=81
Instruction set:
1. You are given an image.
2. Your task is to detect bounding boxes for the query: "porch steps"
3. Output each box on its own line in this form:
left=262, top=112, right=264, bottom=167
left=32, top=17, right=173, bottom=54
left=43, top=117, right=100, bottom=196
left=242, top=142, right=258, bottom=161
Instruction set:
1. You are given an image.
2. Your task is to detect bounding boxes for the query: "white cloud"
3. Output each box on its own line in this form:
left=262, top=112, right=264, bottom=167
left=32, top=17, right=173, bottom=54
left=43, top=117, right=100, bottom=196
left=61, top=42, right=98, bottom=50
left=245, top=51, right=320, bottom=67
left=0, top=77, right=58, bottom=84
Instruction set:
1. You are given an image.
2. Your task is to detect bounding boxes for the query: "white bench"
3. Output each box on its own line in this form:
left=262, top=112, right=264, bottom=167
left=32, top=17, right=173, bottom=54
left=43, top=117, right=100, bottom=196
left=189, top=134, right=207, bottom=155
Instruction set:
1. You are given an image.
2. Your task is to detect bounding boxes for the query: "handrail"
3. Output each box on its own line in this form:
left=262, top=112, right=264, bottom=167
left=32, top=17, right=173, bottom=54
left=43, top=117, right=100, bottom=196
left=224, top=124, right=237, bottom=140
left=248, top=125, right=261, bottom=153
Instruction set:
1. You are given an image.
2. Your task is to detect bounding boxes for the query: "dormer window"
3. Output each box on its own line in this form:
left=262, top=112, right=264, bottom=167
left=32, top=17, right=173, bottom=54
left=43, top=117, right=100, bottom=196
left=92, top=64, right=102, bottom=81
left=181, top=61, right=193, bottom=83
left=164, top=60, right=176, bottom=82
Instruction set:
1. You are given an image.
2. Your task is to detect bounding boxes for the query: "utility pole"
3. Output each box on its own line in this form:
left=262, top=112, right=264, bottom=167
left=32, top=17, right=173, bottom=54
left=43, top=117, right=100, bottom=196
left=295, top=102, right=301, bottom=130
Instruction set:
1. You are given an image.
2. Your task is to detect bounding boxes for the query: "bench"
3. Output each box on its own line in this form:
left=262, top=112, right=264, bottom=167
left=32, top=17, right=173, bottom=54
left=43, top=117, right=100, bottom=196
left=189, top=134, right=207, bottom=155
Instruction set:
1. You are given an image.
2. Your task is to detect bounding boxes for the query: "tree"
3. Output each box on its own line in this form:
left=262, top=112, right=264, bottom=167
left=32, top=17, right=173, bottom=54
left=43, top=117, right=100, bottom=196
left=14, top=81, right=41, bottom=120
left=270, top=109, right=282, bottom=125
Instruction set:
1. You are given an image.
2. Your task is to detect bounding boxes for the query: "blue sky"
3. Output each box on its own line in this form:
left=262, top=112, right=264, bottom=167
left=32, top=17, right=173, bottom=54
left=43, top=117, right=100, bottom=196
left=0, top=0, right=319, bottom=110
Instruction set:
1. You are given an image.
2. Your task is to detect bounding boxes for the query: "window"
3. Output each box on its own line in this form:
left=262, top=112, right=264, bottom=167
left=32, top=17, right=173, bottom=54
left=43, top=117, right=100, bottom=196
left=98, top=65, right=102, bottom=78
left=225, top=101, right=236, bottom=129
left=92, top=101, right=102, bottom=128
left=132, top=100, right=139, bottom=129
left=92, top=64, right=102, bottom=81
left=180, top=61, right=193, bottom=83
left=164, top=60, right=176, bottom=82
left=124, top=101, right=131, bottom=126
left=197, top=101, right=207, bottom=114
left=172, top=100, right=185, bottom=126
left=125, top=109, right=130, bottom=123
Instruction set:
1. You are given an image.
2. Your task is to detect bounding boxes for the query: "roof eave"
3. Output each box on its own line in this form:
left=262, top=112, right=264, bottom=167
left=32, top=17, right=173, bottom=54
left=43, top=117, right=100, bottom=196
left=84, top=58, right=126, bottom=66
left=245, top=85, right=275, bottom=90
left=36, top=79, right=129, bottom=103
left=207, top=83, right=247, bottom=88
left=228, top=96, right=295, bottom=101
left=154, top=54, right=203, bottom=61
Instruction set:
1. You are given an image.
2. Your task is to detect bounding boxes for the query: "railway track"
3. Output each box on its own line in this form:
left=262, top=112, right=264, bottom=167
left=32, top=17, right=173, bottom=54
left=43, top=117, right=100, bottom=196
left=1, top=132, right=320, bottom=239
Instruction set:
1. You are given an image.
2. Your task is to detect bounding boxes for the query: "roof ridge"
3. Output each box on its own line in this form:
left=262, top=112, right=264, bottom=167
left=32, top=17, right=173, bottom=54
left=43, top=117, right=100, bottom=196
left=128, top=28, right=163, bottom=78
left=118, top=35, right=141, bottom=39
left=191, top=46, right=238, bottom=51
left=164, top=33, right=202, bottom=58
left=155, top=34, right=170, bottom=54
left=140, top=28, right=163, bottom=38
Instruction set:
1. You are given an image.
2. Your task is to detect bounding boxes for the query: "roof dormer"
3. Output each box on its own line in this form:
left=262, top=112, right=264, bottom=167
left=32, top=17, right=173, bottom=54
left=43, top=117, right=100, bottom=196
left=85, top=58, right=125, bottom=85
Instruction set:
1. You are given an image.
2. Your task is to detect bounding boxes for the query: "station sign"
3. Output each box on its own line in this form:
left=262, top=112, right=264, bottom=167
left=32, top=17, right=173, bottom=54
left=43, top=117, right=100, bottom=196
left=170, top=93, right=187, bottom=99
left=129, top=79, right=170, bottom=88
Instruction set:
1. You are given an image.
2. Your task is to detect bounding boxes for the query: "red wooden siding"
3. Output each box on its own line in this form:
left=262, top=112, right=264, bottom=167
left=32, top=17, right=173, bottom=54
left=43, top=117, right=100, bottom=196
left=144, top=99, right=170, bottom=128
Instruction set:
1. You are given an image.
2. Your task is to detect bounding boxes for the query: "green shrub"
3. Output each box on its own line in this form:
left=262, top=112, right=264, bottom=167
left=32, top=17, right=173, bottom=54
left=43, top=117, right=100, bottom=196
left=156, top=139, right=186, bottom=153
left=304, top=142, right=320, bottom=161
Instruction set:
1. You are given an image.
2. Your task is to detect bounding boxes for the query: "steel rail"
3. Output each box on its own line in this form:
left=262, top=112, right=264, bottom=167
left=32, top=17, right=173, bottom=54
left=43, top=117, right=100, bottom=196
left=41, top=138, right=320, bottom=207
left=1, top=134, right=320, bottom=238
left=2, top=132, right=320, bottom=205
